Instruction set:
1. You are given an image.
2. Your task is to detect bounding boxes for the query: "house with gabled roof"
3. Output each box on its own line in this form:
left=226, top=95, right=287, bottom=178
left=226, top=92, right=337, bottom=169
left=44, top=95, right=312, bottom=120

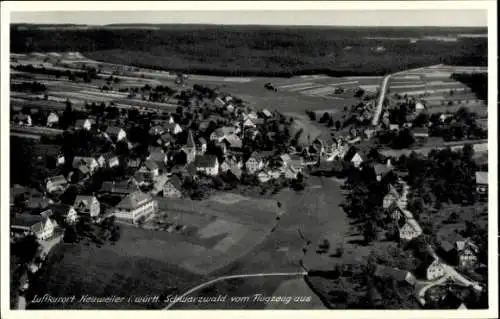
left=373, top=163, right=393, bottom=181
left=149, top=125, right=166, bottom=137
left=398, top=219, right=423, bottom=241
left=261, top=108, right=273, bottom=118
left=138, top=159, right=160, bottom=178
left=73, top=195, right=100, bottom=218
left=210, top=127, right=237, bottom=142
left=157, top=132, right=175, bottom=147
left=162, top=175, right=183, bottom=198
left=97, top=152, right=119, bottom=168
left=42, top=204, right=78, bottom=225
left=164, top=122, right=183, bottom=135
left=416, top=258, right=445, bottom=281
left=245, top=151, right=268, bottom=174
left=243, top=118, right=256, bottom=128
left=105, top=126, right=127, bottom=142
left=113, top=191, right=158, bottom=224
left=223, top=135, right=243, bottom=152
left=72, top=156, right=99, bottom=175
left=343, top=147, right=364, bottom=168
left=147, top=147, right=168, bottom=164
left=194, top=155, right=219, bottom=176
left=13, top=113, right=32, bottom=126
left=457, top=238, right=479, bottom=269
left=45, top=175, right=68, bottom=194
left=74, top=118, right=93, bottom=131
left=11, top=214, right=55, bottom=241
left=151, top=174, right=169, bottom=196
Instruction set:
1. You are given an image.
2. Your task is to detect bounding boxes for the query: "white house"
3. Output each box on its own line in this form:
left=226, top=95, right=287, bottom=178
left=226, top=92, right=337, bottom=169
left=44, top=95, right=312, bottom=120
left=73, top=195, right=100, bottom=218
left=138, top=160, right=160, bottom=177
left=245, top=152, right=266, bottom=174
left=257, top=171, right=272, bottom=183
left=399, top=219, right=423, bottom=241
left=74, top=118, right=93, bottom=131
left=11, top=215, right=55, bottom=241
left=423, top=259, right=445, bottom=281
left=46, top=112, right=59, bottom=127
left=43, top=204, right=78, bottom=225
left=105, top=126, right=127, bottom=142
left=113, top=191, right=158, bottom=225
left=194, top=155, right=219, bottom=176
left=344, top=148, right=364, bottom=168
left=243, top=118, right=256, bottom=128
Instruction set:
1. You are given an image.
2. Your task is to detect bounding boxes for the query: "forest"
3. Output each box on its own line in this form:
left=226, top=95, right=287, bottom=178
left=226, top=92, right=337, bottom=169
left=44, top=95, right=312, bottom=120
left=11, top=25, right=487, bottom=77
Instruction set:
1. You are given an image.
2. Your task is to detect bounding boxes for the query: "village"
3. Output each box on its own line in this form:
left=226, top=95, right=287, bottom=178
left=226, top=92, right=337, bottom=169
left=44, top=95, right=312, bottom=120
left=9, top=52, right=489, bottom=310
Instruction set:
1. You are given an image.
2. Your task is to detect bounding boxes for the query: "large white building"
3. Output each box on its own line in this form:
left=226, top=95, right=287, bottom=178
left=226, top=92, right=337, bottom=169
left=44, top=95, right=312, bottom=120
left=113, top=191, right=158, bottom=224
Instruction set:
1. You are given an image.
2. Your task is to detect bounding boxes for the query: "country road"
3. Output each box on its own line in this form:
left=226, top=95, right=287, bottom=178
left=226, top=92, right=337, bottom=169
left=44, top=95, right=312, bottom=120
left=164, top=271, right=308, bottom=310
left=371, top=74, right=391, bottom=126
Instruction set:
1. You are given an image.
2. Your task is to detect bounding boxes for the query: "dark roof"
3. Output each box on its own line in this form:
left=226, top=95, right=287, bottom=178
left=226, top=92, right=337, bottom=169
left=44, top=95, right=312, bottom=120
left=143, top=159, right=159, bottom=170
left=440, top=240, right=455, bottom=253
left=115, top=191, right=153, bottom=210
left=343, top=146, right=361, bottom=162
left=11, top=214, right=44, bottom=228
left=194, top=154, right=218, bottom=168
left=148, top=147, right=166, bottom=162
left=48, top=203, right=73, bottom=216
left=106, top=126, right=123, bottom=136
left=158, top=132, right=175, bottom=143
left=373, top=164, right=393, bottom=176
left=100, top=180, right=139, bottom=194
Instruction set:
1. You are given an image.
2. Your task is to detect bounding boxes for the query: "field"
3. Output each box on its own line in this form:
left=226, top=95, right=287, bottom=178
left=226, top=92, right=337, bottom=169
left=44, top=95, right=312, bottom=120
left=27, top=233, right=202, bottom=309
left=388, top=64, right=488, bottom=117
left=11, top=25, right=487, bottom=77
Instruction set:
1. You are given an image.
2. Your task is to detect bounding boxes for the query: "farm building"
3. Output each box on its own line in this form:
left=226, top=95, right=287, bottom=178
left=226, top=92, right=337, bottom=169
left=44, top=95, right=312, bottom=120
left=11, top=215, right=55, bottom=241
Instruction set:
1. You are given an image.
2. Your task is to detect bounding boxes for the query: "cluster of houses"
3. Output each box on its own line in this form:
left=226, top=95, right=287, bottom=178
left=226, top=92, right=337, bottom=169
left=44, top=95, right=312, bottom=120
left=375, top=175, right=482, bottom=307
left=10, top=192, right=103, bottom=241
left=15, top=87, right=354, bottom=231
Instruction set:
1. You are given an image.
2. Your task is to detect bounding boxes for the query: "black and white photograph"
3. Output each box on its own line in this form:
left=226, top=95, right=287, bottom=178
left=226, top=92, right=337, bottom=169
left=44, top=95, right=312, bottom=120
left=1, top=1, right=497, bottom=317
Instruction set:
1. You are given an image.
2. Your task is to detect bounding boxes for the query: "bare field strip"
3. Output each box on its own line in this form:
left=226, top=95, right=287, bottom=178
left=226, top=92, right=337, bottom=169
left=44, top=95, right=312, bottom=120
left=278, top=82, right=316, bottom=90
left=286, top=84, right=326, bottom=92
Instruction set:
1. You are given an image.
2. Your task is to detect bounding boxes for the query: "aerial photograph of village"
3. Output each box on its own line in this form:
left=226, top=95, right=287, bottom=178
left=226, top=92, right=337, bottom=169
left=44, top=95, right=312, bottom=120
left=5, top=6, right=492, bottom=312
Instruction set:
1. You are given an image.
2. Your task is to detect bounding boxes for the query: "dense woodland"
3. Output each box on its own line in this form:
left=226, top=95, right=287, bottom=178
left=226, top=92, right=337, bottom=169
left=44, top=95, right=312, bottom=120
left=451, top=73, right=488, bottom=102
left=11, top=25, right=487, bottom=76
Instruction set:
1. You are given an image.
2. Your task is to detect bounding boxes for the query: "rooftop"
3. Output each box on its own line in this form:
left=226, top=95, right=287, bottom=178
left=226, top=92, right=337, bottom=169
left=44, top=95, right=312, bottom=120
left=115, top=191, right=153, bottom=210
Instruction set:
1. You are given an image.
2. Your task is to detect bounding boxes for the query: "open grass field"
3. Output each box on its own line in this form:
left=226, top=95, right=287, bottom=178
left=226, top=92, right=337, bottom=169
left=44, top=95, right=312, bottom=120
left=27, top=235, right=202, bottom=309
